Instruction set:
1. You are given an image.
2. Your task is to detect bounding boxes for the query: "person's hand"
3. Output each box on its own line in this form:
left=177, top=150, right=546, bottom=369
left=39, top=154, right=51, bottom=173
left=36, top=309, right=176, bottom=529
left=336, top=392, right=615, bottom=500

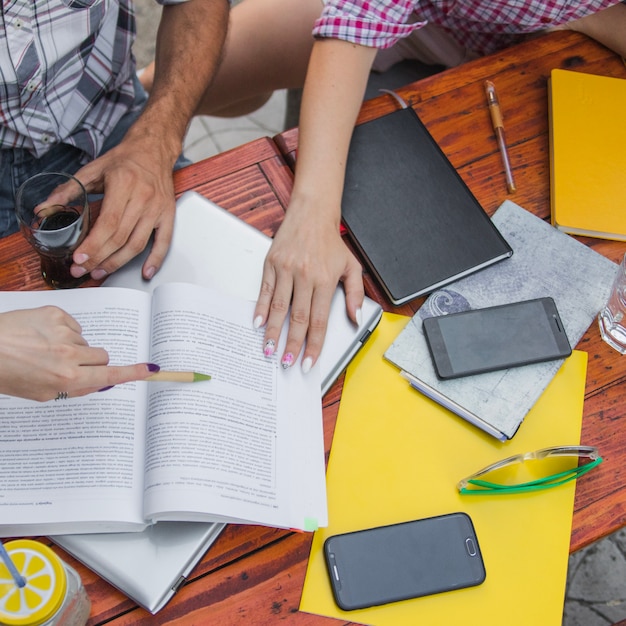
left=0, top=307, right=157, bottom=401
left=62, top=0, right=230, bottom=284
left=253, top=208, right=364, bottom=372
left=68, top=131, right=178, bottom=282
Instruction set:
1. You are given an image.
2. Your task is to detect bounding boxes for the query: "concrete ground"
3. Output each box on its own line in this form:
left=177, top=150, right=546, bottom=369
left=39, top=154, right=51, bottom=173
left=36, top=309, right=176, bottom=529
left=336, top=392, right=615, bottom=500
left=132, top=2, right=626, bottom=624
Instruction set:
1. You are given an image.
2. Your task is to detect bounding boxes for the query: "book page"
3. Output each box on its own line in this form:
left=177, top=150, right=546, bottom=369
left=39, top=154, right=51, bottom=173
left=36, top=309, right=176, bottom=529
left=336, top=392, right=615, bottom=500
left=143, top=282, right=327, bottom=531
left=0, top=288, right=152, bottom=536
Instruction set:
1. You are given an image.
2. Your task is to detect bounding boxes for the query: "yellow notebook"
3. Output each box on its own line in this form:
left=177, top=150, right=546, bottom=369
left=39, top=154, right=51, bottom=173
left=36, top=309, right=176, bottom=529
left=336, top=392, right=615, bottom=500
left=301, top=313, right=588, bottom=626
left=548, top=68, right=626, bottom=240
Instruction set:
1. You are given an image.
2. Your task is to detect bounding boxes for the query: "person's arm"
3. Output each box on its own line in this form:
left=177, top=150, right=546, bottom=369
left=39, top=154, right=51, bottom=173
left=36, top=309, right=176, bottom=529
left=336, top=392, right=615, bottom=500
left=254, top=38, right=377, bottom=371
left=564, top=2, right=626, bottom=58
left=70, top=0, right=229, bottom=282
left=0, top=308, right=157, bottom=401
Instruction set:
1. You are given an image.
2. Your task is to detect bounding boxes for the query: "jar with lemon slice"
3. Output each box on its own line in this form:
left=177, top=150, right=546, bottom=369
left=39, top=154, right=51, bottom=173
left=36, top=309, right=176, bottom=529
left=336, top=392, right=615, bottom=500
left=0, top=539, right=90, bottom=625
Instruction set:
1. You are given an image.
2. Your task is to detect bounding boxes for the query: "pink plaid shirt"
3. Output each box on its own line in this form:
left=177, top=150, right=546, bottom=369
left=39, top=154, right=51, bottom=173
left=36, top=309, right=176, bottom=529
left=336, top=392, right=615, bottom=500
left=313, top=0, right=622, bottom=55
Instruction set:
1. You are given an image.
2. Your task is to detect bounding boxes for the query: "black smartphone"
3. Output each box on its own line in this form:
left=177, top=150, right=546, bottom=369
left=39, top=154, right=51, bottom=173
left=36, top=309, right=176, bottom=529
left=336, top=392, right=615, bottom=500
left=422, top=296, right=572, bottom=380
left=323, top=512, right=486, bottom=611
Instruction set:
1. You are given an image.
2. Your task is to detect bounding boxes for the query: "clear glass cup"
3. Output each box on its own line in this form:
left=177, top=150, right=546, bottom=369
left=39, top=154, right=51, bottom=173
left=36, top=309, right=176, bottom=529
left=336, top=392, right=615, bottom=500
left=598, top=253, right=626, bottom=354
left=15, top=172, right=90, bottom=289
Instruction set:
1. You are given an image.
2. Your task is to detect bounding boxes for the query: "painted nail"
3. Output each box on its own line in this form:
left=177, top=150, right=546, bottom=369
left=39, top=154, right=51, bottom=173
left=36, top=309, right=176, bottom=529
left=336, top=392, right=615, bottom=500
left=74, top=253, right=89, bottom=264
left=356, top=307, right=363, bottom=326
left=264, top=339, right=276, bottom=357
left=144, top=265, right=156, bottom=280
left=281, top=353, right=294, bottom=370
left=98, top=386, right=115, bottom=392
left=301, top=356, right=313, bottom=374
left=147, top=363, right=161, bottom=373
left=253, top=315, right=264, bottom=329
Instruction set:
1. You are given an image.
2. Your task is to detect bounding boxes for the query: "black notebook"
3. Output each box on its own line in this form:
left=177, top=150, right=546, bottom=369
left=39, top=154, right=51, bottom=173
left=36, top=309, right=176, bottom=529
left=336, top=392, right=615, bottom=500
left=341, top=107, right=513, bottom=305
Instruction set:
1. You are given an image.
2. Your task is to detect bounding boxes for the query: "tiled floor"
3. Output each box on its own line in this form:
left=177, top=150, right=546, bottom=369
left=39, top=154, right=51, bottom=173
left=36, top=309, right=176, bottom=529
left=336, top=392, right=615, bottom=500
left=183, top=91, right=287, bottom=162
left=133, top=3, right=625, bottom=625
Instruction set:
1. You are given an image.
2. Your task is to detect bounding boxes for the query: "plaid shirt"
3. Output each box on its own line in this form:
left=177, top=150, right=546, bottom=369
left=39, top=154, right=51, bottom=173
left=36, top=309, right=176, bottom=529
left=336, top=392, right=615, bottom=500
left=313, top=0, right=622, bottom=55
left=0, top=0, right=185, bottom=160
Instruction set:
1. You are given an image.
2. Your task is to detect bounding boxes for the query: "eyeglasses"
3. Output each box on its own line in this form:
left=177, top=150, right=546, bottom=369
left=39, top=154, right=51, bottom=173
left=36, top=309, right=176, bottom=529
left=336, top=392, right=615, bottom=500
left=458, top=446, right=603, bottom=495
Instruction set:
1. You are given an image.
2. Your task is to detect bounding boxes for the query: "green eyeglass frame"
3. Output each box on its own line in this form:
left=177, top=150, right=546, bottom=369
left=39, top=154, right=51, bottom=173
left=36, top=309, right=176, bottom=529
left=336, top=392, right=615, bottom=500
left=458, top=445, right=603, bottom=495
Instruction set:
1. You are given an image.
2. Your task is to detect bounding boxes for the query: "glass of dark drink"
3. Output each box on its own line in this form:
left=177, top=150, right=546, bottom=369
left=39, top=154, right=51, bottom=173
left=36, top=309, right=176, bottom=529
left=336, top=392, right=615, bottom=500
left=15, top=172, right=90, bottom=289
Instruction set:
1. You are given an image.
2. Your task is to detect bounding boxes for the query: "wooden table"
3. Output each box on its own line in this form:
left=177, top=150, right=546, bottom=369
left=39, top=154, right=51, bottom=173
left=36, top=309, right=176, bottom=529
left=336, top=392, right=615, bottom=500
left=1, top=30, right=625, bottom=625
left=275, top=28, right=626, bottom=555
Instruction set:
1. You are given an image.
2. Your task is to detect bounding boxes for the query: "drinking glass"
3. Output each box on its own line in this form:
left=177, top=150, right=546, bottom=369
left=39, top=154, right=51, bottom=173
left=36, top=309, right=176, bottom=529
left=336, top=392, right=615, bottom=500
left=15, top=172, right=90, bottom=289
left=598, top=253, right=626, bottom=354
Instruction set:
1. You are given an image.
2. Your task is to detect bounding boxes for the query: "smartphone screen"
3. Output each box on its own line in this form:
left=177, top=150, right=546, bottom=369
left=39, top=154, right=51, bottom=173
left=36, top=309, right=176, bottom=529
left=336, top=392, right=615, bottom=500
left=324, top=512, right=486, bottom=611
left=422, top=297, right=572, bottom=380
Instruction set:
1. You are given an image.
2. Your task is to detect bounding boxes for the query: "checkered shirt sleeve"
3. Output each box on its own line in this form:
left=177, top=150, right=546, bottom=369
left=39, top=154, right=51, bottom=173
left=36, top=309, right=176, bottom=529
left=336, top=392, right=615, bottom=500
left=313, top=0, right=623, bottom=55
left=313, top=0, right=426, bottom=49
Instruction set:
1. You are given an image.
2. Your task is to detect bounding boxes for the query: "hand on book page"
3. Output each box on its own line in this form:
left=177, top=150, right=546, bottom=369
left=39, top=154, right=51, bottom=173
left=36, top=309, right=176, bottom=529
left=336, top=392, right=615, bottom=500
left=0, top=282, right=327, bottom=537
left=0, top=307, right=157, bottom=402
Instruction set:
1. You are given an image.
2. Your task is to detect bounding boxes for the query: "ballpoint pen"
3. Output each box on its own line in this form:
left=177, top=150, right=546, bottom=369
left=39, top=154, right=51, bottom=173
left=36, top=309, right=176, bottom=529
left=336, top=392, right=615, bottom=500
left=146, top=371, right=211, bottom=382
left=484, top=80, right=516, bottom=194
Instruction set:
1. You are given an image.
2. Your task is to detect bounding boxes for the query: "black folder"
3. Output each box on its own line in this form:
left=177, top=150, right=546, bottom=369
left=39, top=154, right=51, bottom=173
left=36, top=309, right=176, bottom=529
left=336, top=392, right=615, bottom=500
left=341, top=107, right=513, bottom=305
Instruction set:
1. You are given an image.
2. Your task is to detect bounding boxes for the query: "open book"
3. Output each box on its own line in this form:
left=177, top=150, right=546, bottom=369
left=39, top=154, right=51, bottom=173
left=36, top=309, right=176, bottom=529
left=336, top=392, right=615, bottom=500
left=0, top=283, right=327, bottom=537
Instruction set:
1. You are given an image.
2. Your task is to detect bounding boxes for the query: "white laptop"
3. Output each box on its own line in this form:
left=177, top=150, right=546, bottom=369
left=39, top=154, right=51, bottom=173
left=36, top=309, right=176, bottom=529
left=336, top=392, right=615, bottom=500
left=53, top=191, right=382, bottom=613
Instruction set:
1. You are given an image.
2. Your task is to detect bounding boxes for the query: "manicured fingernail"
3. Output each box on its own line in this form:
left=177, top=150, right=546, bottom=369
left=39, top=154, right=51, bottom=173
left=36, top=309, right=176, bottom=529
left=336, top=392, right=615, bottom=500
left=74, top=253, right=89, bottom=264
left=264, top=339, right=276, bottom=357
left=253, top=315, right=264, bottom=329
left=356, top=307, right=363, bottom=326
left=144, top=266, right=156, bottom=280
left=91, top=268, right=108, bottom=281
left=71, top=265, right=87, bottom=278
left=301, top=356, right=313, bottom=374
left=147, top=363, right=160, bottom=372
left=98, top=386, right=115, bottom=392
left=281, top=353, right=294, bottom=369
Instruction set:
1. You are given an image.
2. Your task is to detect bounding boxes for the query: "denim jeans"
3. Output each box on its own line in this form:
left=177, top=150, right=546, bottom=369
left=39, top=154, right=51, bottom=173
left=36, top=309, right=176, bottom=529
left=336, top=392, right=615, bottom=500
left=0, top=75, right=190, bottom=238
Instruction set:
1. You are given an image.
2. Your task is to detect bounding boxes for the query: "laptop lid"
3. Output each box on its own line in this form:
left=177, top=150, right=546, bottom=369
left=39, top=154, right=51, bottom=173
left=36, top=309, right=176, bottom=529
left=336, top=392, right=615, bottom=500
left=53, top=522, right=225, bottom=614
left=53, top=191, right=382, bottom=614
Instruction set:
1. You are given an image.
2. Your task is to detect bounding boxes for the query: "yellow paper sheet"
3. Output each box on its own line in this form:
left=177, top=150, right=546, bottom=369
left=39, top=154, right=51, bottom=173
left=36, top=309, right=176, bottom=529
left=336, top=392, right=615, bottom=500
left=301, top=313, right=587, bottom=626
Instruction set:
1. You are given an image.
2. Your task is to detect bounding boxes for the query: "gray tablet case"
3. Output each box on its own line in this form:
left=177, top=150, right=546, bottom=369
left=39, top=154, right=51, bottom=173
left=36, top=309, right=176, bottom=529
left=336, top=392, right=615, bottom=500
left=384, top=200, right=616, bottom=440
left=53, top=191, right=382, bottom=613
left=341, top=107, right=513, bottom=305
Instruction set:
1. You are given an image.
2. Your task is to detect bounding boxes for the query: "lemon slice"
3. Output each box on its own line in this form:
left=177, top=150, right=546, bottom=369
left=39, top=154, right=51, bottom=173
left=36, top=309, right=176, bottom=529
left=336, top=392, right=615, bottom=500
left=0, top=540, right=66, bottom=626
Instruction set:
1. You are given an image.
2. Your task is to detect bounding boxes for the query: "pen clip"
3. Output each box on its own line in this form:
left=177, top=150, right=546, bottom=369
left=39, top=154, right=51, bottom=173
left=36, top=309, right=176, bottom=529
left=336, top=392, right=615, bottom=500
left=484, top=80, right=497, bottom=104
left=484, top=80, right=503, bottom=128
